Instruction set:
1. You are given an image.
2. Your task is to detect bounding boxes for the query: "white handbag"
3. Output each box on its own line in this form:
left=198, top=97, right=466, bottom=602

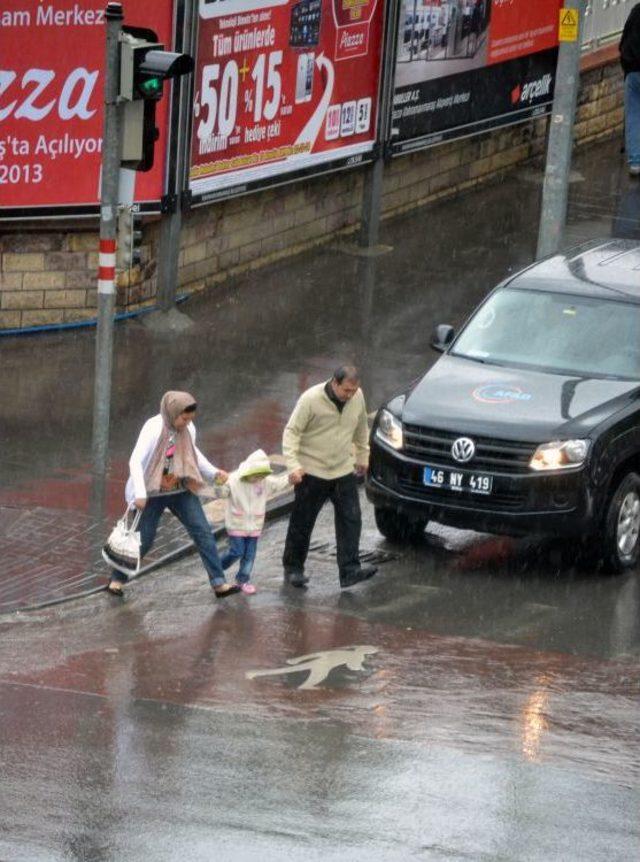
left=102, top=506, right=143, bottom=576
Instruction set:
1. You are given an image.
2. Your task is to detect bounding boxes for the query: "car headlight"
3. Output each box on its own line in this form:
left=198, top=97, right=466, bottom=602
left=375, top=409, right=404, bottom=450
left=529, top=439, right=590, bottom=471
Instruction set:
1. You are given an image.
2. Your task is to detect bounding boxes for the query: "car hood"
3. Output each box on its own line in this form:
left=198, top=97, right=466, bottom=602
left=401, top=354, right=640, bottom=440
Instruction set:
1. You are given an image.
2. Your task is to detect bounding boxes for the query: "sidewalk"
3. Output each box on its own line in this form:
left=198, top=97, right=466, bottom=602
left=1, top=134, right=637, bottom=614
left=0, top=503, right=188, bottom=613
left=0, top=460, right=291, bottom=614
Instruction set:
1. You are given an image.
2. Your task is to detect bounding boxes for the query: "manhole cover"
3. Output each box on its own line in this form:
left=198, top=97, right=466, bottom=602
left=307, top=541, right=398, bottom=566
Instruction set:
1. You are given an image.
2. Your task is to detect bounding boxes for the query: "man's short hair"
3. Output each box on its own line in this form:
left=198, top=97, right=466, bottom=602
left=333, top=365, right=359, bottom=384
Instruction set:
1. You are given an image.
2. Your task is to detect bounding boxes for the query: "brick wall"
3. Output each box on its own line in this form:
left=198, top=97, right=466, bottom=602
left=575, top=57, right=624, bottom=144
left=0, top=233, right=97, bottom=330
left=0, top=56, right=624, bottom=332
left=0, top=228, right=155, bottom=330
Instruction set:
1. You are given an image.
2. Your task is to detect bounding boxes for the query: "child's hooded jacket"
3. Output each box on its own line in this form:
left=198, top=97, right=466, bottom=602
left=220, top=449, right=290, bottom=536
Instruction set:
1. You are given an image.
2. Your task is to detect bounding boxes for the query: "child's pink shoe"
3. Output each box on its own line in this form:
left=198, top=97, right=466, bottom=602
left=240, top=583, right=256, bottom=595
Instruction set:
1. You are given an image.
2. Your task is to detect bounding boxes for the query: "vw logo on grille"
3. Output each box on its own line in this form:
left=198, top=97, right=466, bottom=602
left=451, top=437, right=476, bottom=463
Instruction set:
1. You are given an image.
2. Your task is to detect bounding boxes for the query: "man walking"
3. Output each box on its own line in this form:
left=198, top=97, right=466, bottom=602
left=620, top=3, right=640, bottom=176
left=282, top=366, right=377, bottom=589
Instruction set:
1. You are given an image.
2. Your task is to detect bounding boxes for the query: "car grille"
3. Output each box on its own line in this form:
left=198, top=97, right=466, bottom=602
left=403, top=424, right=537, bottom=474
left=397, top=476, right=526, bottom=511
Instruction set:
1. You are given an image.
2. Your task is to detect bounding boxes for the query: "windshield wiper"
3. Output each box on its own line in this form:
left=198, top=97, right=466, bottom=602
left=453, top=352, right=487, bottom=364
left=454, top=353, right=506, bottom=367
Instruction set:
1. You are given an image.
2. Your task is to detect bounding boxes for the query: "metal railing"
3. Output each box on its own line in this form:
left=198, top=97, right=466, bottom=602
left=582, top=0, right=633, bottom=50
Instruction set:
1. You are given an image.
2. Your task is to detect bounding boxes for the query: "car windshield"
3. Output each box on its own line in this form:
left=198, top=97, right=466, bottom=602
left=452, top=288, right=640, bottom=379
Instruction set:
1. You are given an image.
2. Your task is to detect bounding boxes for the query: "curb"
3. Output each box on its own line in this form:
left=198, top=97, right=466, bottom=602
left=5, top=490, right=295, bottom=616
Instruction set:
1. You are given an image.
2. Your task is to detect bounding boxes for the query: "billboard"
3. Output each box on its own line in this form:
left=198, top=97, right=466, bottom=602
left=391, top=0, right=561, bottom=154
left=0, top=0, right=175, bottom=218
left=188, top=0, right=384, bottom=203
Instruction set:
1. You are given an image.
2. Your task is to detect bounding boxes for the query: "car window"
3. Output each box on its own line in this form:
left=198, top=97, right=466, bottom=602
left=452, top=288, right=640, bottom=379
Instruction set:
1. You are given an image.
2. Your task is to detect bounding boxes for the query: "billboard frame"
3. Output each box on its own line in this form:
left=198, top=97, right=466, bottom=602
left=387, top=0, right=561, bottom=159
left=185, top=0, right=388, bottom=208
left=0, top=0, right=181, bottom=222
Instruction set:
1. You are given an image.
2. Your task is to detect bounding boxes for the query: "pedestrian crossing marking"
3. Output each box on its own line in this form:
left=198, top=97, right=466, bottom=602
left=246, top=645, right=378, bottom=690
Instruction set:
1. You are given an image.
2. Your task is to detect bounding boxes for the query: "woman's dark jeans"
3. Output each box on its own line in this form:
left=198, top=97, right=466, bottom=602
left=111, top=491, right=225, bottom=586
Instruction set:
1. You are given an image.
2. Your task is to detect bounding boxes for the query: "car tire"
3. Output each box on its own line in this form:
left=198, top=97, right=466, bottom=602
left=600, top=472, right=640, bottom=573
left=374, top=507, right=426, bottom=544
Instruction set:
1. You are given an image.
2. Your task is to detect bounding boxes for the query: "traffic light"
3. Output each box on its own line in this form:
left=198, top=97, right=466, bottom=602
left=116, top=206, right=143, bottom=271
left=119, top=27, right=194, bottom=172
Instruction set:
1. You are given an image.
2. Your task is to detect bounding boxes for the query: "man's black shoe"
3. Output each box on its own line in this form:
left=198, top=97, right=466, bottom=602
left=284, top=570, right=309, bottom=588
left=339, top=566, right=378, bottom=589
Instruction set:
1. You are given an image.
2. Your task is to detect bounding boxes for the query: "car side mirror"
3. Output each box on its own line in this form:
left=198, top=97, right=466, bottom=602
left=430, top=324, right=455, bottom=353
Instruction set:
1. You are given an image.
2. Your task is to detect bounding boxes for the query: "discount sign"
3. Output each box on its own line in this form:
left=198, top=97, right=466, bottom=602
left=188, top=0, right=384, bottom=202
left=0, top=0, right=174, bottom=216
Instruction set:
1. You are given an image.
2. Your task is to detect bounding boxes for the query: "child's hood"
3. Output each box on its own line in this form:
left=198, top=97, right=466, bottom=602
left=237, top=449, right=273, bottom=480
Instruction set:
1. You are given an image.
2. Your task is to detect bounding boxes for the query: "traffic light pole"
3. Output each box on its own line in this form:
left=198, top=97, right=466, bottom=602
left=536, top=0, right=585, bottom=259
left=92, top=1, right=124, bottom=481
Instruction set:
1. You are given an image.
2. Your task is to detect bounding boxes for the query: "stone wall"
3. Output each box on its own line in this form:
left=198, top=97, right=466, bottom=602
left=0, top=233, right=98, bottom=331
left=0, top=228, right=156, bottom=331
left=0, top=52, right=624, bottom=332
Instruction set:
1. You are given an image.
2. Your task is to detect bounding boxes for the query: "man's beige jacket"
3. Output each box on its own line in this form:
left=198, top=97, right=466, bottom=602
left=283, top=382, right=370, bottom=480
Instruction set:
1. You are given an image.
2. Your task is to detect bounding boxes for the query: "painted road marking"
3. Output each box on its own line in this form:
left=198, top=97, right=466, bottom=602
left=246, top=645, right=378, bottom=690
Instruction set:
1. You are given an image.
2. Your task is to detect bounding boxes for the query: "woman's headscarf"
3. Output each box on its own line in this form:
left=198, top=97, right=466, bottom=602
left=143, top=391, right=204, bottom=495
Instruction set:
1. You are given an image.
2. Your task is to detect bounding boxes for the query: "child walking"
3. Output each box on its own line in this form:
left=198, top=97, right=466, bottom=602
left=219, top=449, right=291, bottom=593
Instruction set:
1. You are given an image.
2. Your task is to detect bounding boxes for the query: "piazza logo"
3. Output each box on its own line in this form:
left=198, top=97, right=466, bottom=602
left=472, top=384, right=533, bottom=404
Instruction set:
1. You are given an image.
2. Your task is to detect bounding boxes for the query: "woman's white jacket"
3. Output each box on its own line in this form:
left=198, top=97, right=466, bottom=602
left=125, top=414, right=220, bottom=504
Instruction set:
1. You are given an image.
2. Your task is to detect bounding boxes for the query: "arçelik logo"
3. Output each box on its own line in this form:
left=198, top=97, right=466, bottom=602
left=511, top=74, right=552, bottom=106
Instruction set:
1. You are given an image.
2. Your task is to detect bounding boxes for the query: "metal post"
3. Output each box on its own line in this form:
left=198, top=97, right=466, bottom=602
left=357, top=0, right=401, bottom=250
left=92, top=1, right=124, bottom=479
left=156, top=215, right=182, bottom=311
left=359, top=157, right=385, bottom=249
left=536, top=0, right=585, bottom=260
left=156, top=0, right=194, bottom=313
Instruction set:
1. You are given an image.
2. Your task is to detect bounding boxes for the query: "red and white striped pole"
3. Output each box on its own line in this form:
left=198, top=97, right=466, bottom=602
left=98, top=237, right=117, bottom=296
left=92, top=2, right=124, bottom=481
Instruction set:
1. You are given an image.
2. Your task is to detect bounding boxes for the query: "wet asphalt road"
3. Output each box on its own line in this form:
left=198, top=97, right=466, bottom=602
left=1, top=500, right=639, bottom=861
left=2, top=137, right=640, bottom=859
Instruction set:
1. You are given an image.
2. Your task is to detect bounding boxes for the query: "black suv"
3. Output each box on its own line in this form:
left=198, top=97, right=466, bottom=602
left=367, top=239, right=640, bottom=572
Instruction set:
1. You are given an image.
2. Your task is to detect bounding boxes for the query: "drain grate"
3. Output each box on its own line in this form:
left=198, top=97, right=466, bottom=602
left=307, top=541, right=398, bottom=566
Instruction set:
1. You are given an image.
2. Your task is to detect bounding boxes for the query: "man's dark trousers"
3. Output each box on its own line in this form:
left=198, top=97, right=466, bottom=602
left=283, top=473, right=361, bottom=579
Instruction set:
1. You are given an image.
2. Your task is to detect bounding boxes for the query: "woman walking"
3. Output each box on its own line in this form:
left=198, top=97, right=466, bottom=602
left=107, top=391, right=241, bottom=599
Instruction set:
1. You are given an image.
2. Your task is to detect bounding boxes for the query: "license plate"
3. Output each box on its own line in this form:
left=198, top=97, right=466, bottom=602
left=423, top=466, right=493, bottom=495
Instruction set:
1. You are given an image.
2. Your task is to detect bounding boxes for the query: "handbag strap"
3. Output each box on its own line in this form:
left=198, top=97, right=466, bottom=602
left=122, top=506, right=142, bottom=532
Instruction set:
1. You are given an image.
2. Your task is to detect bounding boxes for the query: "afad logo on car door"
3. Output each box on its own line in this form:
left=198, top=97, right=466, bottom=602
left=189, top=0, right=384, bottom=199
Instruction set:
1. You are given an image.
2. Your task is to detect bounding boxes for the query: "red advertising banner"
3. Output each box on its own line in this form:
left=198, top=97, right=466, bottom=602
left=392, top=0, right=561, bottom=153
left=487, top=0, right=558, bottom=65
left=0, top=1, right=174, bottom=216
left=189, top=0, right=384, bottom=202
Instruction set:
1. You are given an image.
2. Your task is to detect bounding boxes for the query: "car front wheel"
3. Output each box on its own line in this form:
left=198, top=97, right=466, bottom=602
left=374, top=507, right=426, bottom=544
left=600, top=472, right=640, bottom=573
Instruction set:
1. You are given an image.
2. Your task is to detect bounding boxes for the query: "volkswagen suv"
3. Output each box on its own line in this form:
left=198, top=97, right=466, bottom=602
left=366, top=240, right=640, bottom=572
